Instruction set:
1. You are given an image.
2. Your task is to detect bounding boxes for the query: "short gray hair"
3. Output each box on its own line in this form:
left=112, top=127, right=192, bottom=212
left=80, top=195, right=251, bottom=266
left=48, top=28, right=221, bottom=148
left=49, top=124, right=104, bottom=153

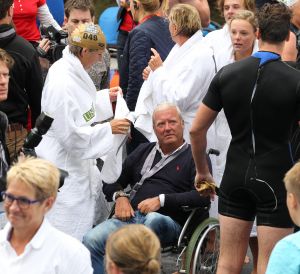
left=152, top=102, right=183, bottom=124
left=69, top=44, right=83, bottom=58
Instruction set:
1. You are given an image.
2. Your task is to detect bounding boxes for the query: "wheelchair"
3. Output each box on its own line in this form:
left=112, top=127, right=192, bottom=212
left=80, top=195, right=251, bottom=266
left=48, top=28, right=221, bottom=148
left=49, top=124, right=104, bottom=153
left=161, top=204, right=220, bottom=274
left=106, top=148, right=220, bottom=274
left=161, top=148, right=221, bottom=274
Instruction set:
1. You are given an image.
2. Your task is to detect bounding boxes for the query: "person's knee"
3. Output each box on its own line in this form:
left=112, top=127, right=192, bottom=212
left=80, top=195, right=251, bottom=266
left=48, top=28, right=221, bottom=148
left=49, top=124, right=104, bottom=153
left=144, top=212, right=165, bottom=228
left=144, top=212, right=178, bottom=235
left=83, top=220, right=117, bottom=255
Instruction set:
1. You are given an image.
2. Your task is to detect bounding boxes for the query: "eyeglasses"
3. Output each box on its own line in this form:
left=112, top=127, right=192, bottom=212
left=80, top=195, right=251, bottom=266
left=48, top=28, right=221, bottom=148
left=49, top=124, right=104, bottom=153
left=1, top=191, right=44, bottom=209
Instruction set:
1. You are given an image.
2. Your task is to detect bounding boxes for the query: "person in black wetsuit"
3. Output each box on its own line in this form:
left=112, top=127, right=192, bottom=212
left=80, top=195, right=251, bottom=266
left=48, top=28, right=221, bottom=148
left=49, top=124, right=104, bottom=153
left=190, top=3, right=300, bottom=274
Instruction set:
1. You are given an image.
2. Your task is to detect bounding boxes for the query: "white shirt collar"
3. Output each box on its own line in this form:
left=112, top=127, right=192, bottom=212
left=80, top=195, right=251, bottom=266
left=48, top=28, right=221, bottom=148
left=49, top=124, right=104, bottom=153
left=0, top=218, right=50, bottom=250
left=156, top=141, right=187, bottom=157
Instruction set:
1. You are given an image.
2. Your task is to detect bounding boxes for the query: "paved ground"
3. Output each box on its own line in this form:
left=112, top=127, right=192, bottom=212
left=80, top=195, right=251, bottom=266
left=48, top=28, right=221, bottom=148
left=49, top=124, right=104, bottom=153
left=161, top=247, right=253, bottom=274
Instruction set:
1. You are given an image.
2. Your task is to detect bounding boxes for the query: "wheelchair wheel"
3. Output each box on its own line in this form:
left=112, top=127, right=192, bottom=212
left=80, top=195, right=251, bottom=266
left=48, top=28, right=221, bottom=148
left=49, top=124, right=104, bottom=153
left=185, top=217, right=220, bottom=274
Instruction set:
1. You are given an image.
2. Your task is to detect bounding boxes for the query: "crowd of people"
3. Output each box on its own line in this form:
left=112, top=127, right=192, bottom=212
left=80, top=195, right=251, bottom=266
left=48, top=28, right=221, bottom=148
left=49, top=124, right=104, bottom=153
left=0, top=0, right=299, bottom=274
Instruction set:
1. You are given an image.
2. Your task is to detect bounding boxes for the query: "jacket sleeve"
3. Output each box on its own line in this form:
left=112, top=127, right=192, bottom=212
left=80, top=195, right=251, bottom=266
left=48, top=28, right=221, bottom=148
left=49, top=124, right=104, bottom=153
left=125, top=29, right=153, bottom=111
left=41, top=80, right=113, bottom=159
left=150, top=54, right=216, bottom=111
left=26, top=52, right=43, bottom=125
left=164, top=154, right=211, bottom=209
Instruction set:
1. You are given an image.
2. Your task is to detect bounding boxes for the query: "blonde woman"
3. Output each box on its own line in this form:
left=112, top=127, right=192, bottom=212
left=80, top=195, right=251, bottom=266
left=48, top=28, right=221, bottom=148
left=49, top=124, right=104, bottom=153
left=135, top=4, right=216, bottom=144
left=0, top=157, right=93, bottom=274
left=105, top=224, right=161, bottom=274
left=203, top=0, right=256, bottom=61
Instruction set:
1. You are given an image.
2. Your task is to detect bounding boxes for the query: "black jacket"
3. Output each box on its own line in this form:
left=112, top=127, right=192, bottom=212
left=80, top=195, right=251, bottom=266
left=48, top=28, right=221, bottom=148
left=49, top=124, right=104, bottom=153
left=0, top=111, right=9, bottom=197
left=103, top=142, right=210, bottom=226
left=0, top=24, right=43, bottom=126
left=122, top=16, right=174, bottom=111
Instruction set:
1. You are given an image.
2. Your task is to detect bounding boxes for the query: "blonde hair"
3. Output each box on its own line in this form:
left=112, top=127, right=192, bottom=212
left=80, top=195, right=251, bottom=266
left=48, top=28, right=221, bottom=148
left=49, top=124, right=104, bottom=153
left=0, top=48, right=14, bottom=70
left=159, top=0, right=169, bottom=15
left=217, top=0, right=256, bottom=17
left=106, top=224, right=161, bottom=274
left=284, top=162, right=300, bottom=203
left=7, top=157, right=60, bottom=200
left=230, top=10, right=258, bottom=32
left=138, top=0, right=161, bottom=12
left=169, top=4, right=201, bottom=37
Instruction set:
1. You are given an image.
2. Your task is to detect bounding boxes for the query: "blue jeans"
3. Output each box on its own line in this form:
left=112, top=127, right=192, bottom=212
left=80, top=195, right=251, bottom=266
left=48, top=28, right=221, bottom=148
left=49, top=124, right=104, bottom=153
left=82, top=211, right=182, bottom=274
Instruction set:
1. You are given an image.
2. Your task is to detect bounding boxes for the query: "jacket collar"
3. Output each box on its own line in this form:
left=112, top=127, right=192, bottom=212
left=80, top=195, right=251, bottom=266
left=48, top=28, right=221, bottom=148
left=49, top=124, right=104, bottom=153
left=0, top=24, right=16, bottom=46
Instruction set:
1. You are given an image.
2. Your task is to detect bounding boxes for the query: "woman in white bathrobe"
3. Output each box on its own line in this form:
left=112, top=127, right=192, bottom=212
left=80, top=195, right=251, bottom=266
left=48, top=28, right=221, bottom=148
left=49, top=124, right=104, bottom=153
left=35, top=24, right=130, bottom=240
left=134, top=3, right=216, bottom=144
left=203, top=0, right=256, bottom=61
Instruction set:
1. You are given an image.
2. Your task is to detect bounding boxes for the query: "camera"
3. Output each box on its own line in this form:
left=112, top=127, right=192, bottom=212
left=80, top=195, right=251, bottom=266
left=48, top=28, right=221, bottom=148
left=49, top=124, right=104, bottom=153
left=40, top=25, right=68, bottom=63
left=22, top=112, right=68, bottom=188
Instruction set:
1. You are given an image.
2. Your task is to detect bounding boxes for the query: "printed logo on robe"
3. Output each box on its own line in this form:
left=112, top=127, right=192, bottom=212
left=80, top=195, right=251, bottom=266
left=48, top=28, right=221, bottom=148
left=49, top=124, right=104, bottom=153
left=83, top=104, right=95, bottom=122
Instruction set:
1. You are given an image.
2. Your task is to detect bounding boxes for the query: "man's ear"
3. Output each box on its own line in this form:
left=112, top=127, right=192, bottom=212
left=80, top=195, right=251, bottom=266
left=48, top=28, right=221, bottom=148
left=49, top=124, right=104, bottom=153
left=63, top=16, right=68, bottom=26
left=8, top=5, right=14, bottom=18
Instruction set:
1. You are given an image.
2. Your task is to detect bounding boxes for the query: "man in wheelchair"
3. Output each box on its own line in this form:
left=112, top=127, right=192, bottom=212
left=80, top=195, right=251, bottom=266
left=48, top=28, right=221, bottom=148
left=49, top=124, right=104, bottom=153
left=83, top=103, right=211, bottom=274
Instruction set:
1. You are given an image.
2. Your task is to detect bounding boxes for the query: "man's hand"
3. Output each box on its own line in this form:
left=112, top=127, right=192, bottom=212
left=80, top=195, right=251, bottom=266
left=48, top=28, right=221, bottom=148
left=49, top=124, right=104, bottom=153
left=142, top=66, right=151, bottom=80
left=37, top=38, right=51, bottom=56
left=194, top=172, right=216, bottom=200
left=109, top=86, right=122, bottom=103
left=137, top=197, right=161, bottom=214
left=109, top=119, right=131, bottom=135
left=148, top=48, right=163, bottom=72
left=114, top=197, right=135, bottom=221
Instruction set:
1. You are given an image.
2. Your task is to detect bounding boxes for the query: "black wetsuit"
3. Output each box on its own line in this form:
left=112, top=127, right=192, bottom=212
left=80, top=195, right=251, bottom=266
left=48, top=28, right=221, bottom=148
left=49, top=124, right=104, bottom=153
left=203, top=52, right=300, bottom=228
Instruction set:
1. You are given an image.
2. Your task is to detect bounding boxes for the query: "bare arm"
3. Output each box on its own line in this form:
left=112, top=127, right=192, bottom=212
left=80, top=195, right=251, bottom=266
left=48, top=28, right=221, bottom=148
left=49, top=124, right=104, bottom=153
left=190, top=103, right=218, bottom=183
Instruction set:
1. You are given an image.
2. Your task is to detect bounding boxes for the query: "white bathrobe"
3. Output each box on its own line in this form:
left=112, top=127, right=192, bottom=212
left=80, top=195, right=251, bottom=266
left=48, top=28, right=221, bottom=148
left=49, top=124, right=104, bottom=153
left=36, top=46, right=114, bottom=240
left=203, top=24, right=232, bottom=60
left=134, top=30, right=216, bottom=144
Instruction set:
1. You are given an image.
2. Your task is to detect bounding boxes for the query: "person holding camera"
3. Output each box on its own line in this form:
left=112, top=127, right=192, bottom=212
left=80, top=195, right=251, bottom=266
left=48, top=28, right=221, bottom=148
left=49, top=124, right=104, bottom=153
left=0, top=0, right=44, bottom=162
left=35, top=23, right=131, bottom=241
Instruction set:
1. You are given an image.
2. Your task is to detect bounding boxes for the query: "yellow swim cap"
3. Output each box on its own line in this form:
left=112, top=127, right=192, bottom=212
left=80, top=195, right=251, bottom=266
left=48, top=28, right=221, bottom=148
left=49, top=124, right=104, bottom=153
left=70, top=23, right=106, bottom=50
